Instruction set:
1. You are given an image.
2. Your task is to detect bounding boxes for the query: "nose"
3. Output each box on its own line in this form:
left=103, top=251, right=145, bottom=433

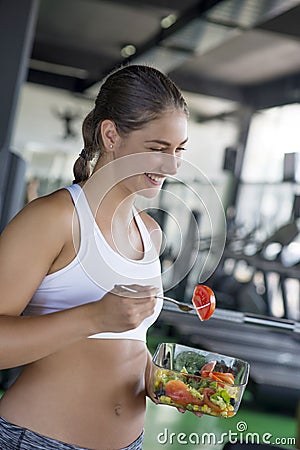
left=160, top=154, right=180, bottom=176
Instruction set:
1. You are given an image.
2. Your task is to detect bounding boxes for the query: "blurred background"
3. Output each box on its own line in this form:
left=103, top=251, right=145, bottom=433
left=1, top=0, right=300, bottom=448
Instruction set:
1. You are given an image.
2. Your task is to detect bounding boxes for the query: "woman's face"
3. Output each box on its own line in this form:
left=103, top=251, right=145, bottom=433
left=113, top=110, right=188, bottom=198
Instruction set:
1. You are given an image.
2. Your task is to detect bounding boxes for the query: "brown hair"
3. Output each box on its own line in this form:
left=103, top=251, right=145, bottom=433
left=73, top=64, right=188, bottom=183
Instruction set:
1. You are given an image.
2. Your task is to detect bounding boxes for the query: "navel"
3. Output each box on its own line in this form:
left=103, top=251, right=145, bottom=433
left=114, top=404, right=122, bottom=416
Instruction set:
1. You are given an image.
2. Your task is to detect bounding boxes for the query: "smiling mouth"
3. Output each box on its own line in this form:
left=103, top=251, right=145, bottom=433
left=144, top=173, right=166, bottom=185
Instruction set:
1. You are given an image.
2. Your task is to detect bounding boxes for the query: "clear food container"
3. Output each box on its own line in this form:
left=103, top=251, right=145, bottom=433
left=151, top=343, right=250, bottom=418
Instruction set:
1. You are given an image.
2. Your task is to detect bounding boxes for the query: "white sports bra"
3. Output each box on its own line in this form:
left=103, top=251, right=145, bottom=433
left=23, top=184, right=163, bottom=342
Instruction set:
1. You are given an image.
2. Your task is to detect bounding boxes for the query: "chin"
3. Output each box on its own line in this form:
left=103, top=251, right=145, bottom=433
left=137, top=187, right=163, bottom=199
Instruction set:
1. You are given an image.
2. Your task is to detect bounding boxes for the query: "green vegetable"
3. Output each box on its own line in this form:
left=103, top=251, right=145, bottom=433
left=209, top=388, right=233, bottom=410
left=187, top=386, right=204, bottom=400
left=197, top=379, right=217, bottom=390
left=210, top=393, right=227, bottom=409
left=220, top=389, right=231, bottom=403
left=187, top=377, right=202, bottom=390
left=174, top=351, right=206, bottom=374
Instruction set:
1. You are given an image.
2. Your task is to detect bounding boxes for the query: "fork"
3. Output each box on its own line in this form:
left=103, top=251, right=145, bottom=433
left=156, top=295, right=195, bottom=312
left=119, top=285, right=200, bottom=313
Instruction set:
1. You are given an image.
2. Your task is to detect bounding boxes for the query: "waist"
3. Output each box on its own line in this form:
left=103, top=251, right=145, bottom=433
left=0, top=339, right=148, bottom=448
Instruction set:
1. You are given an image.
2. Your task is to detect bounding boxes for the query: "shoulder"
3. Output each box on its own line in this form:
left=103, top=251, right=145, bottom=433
left=2, top=187, right=74, bottom=243
left=139, top=211, right=162, bottom=253
left=24, top=187, right=73, bottom=221
left=0, top=187, right=76, bottom=315
left=30, top=186, right=73, bottom=209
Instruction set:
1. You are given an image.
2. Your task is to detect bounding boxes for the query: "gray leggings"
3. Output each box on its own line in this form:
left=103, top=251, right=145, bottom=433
left=0, top=416, right=144, bottom=449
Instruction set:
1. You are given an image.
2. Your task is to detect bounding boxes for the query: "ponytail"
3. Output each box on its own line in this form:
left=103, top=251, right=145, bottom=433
left=73, top=110, right=98, bottom=184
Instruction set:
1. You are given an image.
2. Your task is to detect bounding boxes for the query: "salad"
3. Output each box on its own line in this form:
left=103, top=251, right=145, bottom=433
left=153, top=352, right=240, bottom=418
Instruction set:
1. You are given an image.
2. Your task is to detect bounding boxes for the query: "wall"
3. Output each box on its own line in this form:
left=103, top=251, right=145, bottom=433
left=11, top=82, right=237, bottom=195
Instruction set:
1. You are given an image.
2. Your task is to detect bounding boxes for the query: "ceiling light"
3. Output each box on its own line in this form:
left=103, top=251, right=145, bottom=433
left=29, top=59, right=88, bottom=78
left=120, top=44, right=136, bottom=58
left=161, top=14, right=177, bottom=29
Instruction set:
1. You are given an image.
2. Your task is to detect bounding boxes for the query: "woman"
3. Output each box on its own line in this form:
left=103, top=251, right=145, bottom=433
left=0, top=65, right=189, bottom=449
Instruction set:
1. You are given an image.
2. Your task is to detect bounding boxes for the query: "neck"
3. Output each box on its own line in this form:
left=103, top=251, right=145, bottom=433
left=81, top=159, right=136, bottom=226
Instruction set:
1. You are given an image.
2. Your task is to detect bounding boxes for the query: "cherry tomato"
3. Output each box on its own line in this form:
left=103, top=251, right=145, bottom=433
left=192, top=284, right=216, bottom=321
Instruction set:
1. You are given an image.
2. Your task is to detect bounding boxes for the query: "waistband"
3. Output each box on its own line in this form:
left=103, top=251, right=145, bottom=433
left=0, top=416, right=144, bottom=449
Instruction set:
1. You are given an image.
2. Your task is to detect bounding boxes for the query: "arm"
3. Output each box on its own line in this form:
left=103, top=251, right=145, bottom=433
left=0, top=304, right=97, bottom=369
left=0, top=191, right=96, bottom=369
left=144, top=348, right=157, bottom=403
left=0, top=192, right=157, bottom=369
left=141, top=212, right=161, bottom=402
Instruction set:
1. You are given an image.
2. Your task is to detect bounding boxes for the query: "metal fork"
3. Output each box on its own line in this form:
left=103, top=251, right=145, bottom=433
left=119, top=285, right=200, bottom=313
left=156, top=295, right=195, bottom=312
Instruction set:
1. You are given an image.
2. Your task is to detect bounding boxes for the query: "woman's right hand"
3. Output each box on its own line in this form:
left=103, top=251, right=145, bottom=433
left=91, top=284, right=158, bottom=333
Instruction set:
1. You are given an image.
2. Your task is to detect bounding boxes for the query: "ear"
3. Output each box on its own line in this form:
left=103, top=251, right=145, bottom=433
left=100, top=119, right=119, bottom=151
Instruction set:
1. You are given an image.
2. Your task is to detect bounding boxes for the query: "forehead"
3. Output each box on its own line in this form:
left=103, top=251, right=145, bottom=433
left=130, top=111, right=188, bottom=142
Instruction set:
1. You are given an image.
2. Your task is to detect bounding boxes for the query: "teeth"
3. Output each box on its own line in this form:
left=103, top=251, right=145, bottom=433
left=146, top=173, right=163, bottom=182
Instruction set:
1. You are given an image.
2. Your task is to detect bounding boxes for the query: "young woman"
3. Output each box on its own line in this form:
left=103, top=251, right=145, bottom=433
left=0, top=65, right=189, bottom=449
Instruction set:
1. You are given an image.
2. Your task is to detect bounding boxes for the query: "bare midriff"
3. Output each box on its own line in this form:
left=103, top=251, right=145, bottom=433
left=0, top=339, right=148, bottom=449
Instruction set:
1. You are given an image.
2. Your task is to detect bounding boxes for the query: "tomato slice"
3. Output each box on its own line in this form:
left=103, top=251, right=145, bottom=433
left=165, top=379, right=203, bottom=407
left=210, top=372, right=235, bottom=385
left=203, top=388, right=222, bottom=412
left=192, top=284, right=216, bottom=321
left=200, top=361, right=216, bottom=377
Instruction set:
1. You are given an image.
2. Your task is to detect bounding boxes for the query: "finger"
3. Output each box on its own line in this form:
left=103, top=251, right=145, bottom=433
left=114, top=285, right=158, bottom=299
left=111, top=285, right=139, bottom=298
left=125, top=284, right=155, bottom=291
left=177, top=408, right=185, bottom=414
left=114, top=284, right=150, bottom=291
left=120, top=284, right=158, bottom=295
left=135, top=301, right=157, bottom=319
left=120, top=297, right=157, bottom=311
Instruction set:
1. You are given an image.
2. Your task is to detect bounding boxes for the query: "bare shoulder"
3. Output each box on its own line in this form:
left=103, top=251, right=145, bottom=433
left=27, top=187, right=73, bottom=217
left=0, top=187, right=76, bottom=315
left=1, top=188, right=73, bottom=240
left=139, top=211, right=162, bottom=253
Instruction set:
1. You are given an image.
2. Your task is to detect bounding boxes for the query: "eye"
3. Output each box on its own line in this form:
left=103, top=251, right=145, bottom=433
left=150, top=148, right=165, bottom=152
left=176, top=147, right=187, bottom=153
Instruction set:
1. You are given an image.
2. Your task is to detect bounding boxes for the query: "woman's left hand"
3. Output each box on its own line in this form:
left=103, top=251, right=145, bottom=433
left=144, top=350, right=159, bottom=404
left=144, top=351, right=202, bottom=416
left=177, top=407, right=203, bottom=418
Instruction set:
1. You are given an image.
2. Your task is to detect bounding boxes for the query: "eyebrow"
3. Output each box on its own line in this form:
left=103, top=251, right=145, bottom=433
left=145, top=138, right=189, bottom=146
